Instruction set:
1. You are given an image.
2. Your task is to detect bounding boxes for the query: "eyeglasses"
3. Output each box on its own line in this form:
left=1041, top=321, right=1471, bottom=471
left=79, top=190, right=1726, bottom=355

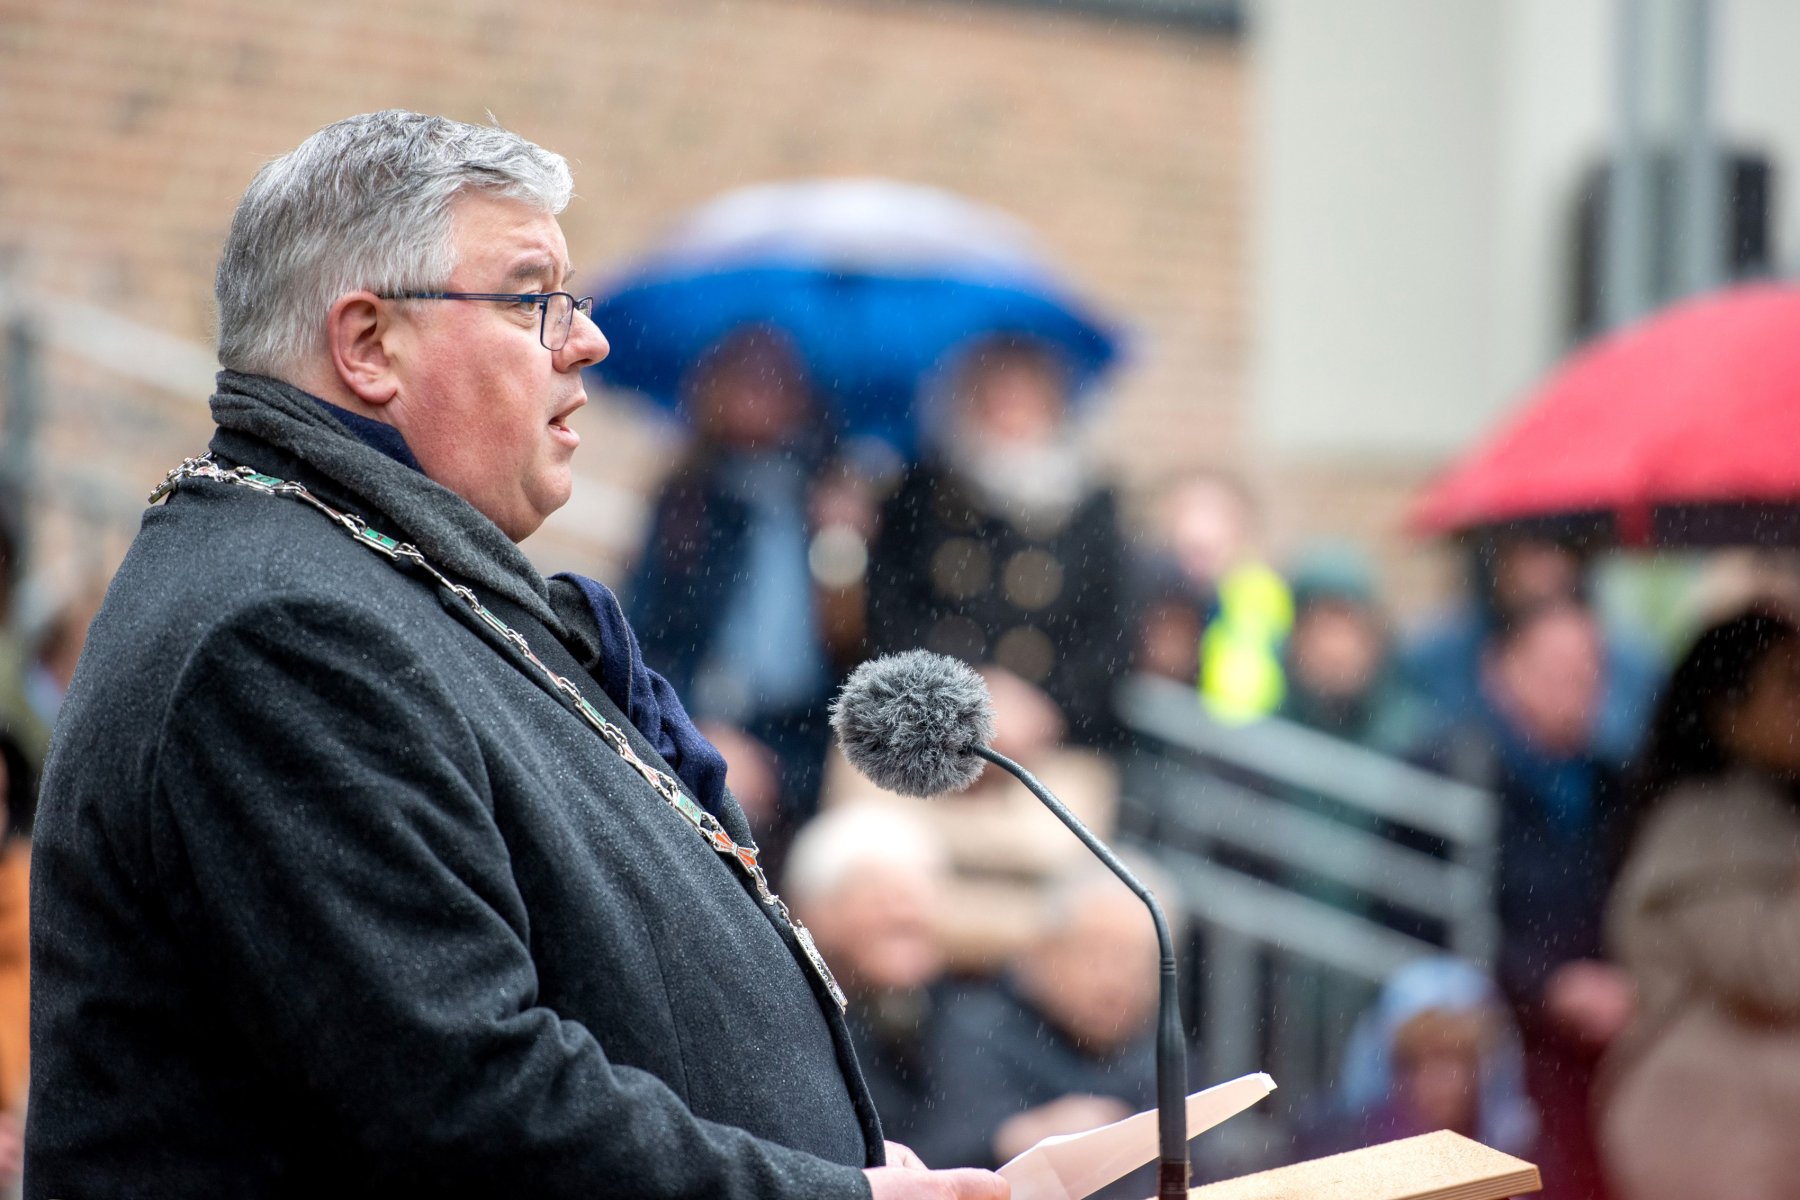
left=378, top=291, right=596, bottom=351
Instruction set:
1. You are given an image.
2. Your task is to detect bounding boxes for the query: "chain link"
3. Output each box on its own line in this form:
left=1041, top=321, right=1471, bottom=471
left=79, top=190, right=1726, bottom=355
left=152, top=454, right=847, bottom=1011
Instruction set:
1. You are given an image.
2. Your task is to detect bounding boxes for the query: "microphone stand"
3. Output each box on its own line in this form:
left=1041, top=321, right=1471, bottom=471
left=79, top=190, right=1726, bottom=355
left=974, top=745, right=1190, bottom=1200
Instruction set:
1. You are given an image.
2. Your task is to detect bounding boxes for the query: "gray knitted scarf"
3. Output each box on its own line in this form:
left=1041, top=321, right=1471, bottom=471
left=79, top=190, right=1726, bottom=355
left=207, top=369, right=567, bottom=638
left=203, top=370, right=733, bottom=812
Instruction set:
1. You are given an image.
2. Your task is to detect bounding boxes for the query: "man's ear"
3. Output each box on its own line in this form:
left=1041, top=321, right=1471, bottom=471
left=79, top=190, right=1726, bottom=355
left=326, top=291, right=398, bottom=406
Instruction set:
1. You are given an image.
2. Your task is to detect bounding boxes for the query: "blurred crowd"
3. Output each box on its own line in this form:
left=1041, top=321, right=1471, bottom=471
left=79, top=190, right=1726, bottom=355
left=3, top=323, right=1800, bottom=1198
left=613, top=323, right=1800, bottom=1200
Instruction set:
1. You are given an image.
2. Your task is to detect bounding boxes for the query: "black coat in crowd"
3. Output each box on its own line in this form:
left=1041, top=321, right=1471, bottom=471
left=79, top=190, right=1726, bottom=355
left=868, top=463, right=1131, bottom=747
left=929, top=981, right=1155, bottom=1192
left=26, top=374, right=880, bottom=1199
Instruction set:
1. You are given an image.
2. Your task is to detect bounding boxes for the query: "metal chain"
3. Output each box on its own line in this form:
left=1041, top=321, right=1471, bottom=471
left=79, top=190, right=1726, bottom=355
left=151, top=453, right=847, bottom=1011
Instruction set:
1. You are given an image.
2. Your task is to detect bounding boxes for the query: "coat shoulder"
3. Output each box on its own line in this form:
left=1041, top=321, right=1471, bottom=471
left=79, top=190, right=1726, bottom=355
left=96, top=478, right=446, bottom=683
left=50, top=481, right=449, bottom=805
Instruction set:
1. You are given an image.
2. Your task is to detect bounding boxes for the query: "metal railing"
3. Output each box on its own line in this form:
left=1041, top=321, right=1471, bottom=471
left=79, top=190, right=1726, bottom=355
left=1114, top=674, right=1498, bottom=1169
left=0, top=288, right=220, bottom=606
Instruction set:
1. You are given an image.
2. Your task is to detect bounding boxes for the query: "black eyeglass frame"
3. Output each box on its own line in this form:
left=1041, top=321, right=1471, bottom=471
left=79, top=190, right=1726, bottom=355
left=378, top=291, right=596, bottom=351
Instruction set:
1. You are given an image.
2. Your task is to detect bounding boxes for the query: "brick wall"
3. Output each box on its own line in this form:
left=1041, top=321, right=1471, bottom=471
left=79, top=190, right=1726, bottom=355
left=2, top=0, right=1296, bottom=598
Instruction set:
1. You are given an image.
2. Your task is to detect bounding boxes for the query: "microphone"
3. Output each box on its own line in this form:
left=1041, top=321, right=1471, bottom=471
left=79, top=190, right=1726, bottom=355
left=830, top=650, right=1190, bottom=1200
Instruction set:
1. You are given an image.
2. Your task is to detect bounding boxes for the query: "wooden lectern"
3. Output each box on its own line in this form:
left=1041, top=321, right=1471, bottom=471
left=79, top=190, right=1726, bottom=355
left=1188, top=1131, right=1541, bottom=1200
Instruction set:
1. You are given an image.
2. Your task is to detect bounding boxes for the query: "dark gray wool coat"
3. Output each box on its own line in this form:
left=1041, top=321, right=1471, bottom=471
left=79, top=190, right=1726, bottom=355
left=26, top=373, right=882, bottom=1199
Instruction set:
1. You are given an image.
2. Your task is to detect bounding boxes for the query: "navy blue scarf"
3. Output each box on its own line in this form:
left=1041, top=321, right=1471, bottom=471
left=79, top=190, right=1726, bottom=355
left=550, top=573, right=731, bottom=815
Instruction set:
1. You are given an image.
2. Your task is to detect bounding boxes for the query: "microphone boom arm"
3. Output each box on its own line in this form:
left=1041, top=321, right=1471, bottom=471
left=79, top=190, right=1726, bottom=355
left=973, top=745, right=1190, bottom=1200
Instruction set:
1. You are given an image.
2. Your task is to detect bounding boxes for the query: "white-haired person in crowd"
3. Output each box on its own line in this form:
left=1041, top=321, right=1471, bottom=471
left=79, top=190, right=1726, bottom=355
left=928, top=856, right=1171, bottom=1198
left=818, top=661, right=1119, bottom=975
left=785, top=806, right=961, bottom=1164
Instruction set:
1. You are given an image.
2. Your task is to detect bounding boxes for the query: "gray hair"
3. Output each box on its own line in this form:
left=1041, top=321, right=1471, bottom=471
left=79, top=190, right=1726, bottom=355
left=1038, top=851, right=1184, bottom=941
left=215, top=109, right=574, bottom=377
left=782, top=805, right=948, bottom=912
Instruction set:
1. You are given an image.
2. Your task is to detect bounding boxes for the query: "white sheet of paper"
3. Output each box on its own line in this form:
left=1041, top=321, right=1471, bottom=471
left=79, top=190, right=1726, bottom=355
left=996, top=1072, right=1277, bottom=1200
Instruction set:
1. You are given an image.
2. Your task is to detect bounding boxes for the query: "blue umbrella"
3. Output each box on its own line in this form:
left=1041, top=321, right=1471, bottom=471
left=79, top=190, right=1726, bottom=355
left=585, top=179, right=1125, bottom=459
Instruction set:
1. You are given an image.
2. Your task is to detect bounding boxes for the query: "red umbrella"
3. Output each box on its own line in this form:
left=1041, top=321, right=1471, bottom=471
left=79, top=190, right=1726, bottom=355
left=1411, top=282, right=1800, bottom=547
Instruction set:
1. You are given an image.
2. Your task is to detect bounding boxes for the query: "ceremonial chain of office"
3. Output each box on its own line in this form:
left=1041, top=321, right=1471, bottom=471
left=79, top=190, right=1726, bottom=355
left=151, top=453, right=849, bottom=1013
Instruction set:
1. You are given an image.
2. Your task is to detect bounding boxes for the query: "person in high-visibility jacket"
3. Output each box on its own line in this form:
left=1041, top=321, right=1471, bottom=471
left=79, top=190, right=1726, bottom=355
left=1157, top=471, right=1292, bottom=724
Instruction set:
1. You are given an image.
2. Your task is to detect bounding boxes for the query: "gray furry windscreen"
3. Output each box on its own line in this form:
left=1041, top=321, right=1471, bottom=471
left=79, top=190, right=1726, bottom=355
left=829, top=651, right=995, bottom=797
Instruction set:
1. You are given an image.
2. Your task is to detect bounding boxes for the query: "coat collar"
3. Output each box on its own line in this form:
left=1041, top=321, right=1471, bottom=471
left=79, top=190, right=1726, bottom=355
left=206, top=370, right=565, bottom=637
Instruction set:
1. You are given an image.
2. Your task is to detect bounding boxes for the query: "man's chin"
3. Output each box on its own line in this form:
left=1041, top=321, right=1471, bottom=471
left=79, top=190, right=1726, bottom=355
left=488, top=480, right=573, bottom=545
left=529, top=476, right=577, bottom=534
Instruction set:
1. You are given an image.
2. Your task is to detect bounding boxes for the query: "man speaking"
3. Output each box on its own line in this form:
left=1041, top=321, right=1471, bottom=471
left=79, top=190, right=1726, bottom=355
left=26, top=110, right=1006, bottom=1200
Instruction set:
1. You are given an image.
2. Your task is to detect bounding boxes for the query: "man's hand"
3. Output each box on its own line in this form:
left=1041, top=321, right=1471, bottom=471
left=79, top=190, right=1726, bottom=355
left=865, top=1165, right=1010, bottom=1199
left=867, top=1141, right=1008, bottom=1197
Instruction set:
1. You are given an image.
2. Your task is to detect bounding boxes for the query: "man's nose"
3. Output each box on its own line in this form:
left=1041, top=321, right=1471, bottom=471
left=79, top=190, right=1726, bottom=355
left=558, top=309, right=610, bottom=372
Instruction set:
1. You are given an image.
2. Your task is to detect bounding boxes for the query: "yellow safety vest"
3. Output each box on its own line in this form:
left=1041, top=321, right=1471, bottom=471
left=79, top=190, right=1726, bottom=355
left=1198, top=562, right=1293, bottom=724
